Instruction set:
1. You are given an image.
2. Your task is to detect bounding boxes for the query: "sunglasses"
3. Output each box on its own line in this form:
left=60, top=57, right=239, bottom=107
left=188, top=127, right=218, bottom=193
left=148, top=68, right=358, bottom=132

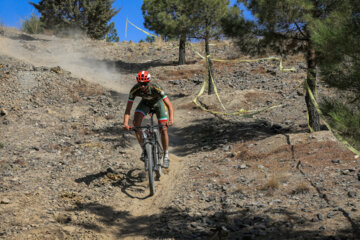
left=139, top=82, right=148, bottom=86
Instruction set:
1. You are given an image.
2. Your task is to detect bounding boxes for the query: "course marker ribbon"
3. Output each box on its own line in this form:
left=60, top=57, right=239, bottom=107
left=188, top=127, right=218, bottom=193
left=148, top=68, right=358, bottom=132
left=187, top=42, right=296, bottom=72
left=126, top=18, right=157, bottom=38
left=305, top=81, right=360, bottom=155
left=190, top=42, right=300, bottom=117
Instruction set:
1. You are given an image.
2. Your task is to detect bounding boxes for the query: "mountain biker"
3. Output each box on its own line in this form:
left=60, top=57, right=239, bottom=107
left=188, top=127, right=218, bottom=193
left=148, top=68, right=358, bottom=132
left=123, top=70, right=174, bottom=168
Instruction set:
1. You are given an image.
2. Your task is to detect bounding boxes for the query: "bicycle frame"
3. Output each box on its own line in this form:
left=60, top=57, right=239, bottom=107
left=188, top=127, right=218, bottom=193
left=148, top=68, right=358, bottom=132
left=140, top=115, right=162, bottom=170
left=132, top=112, right=164, bottom=195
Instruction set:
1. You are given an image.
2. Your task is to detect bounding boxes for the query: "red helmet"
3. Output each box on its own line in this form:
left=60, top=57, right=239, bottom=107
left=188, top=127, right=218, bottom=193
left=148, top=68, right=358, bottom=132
left=136, top=71, right=151, bottom=83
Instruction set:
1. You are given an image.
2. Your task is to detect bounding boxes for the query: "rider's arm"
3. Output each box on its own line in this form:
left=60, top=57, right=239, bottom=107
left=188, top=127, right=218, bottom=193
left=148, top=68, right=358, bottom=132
left=123, top=100, right=133, bottom=130
left=163, top=97, right=174, bottom=126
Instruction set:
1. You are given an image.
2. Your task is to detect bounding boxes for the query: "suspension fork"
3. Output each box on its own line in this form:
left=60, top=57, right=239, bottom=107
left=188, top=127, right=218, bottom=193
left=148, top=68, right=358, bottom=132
left=149, top=113, right=160, bottom=171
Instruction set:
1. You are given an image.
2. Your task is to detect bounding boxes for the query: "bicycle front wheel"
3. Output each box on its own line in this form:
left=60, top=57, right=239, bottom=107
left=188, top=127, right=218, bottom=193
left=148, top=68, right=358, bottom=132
left=145, top=143, right=155, bottom=195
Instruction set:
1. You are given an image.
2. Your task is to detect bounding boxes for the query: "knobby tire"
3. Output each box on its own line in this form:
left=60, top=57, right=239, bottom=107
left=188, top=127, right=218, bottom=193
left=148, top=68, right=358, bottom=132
left=154, top=130, right=163, bottom=179
left=145, top=143, right=155, bottom=195
left=156, top=131, right=164, bottom=162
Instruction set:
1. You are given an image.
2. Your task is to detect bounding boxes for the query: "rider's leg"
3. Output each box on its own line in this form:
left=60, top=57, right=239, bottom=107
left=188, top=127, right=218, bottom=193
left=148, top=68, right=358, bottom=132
left=156, top=100, right=169, bottom=150
left=134, top=101, right=149, bottom=147
left=156, top=100, right=170, bottom=168
left=133, top=111, right=145, bottom=146
left=133, top=111, right=147, bottom=165
left=160, top=125, right=170, bottom=168
left=160, top=124, right=169, bottom=151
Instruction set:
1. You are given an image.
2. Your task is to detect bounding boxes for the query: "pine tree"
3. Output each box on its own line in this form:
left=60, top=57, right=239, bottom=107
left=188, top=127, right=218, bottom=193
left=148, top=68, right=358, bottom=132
left=30, top=0, right=119, bottom=39
left=311, top=0, right=360, bottom=147
left=104, top=22, right=119, bottom=42
left=192, top=0, right=230, bottom=94
left=222, top=0, right=344, bottom=131
left=83, top=0, right=119, bottom=39
left=142, top=0, right=195, bottom=65
left=30, top=0, right=64, bottom=31
left=21, top=12, right=44, bottom=34
left=142, top=0, right=229, bottom=90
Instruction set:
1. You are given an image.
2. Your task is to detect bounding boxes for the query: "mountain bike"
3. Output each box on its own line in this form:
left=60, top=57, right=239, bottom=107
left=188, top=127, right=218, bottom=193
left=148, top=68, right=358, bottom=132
left=132, top=110, right=164, bottom=196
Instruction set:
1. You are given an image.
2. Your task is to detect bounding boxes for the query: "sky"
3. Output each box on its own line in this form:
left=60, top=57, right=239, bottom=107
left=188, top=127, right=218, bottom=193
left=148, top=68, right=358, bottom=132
left=0, top=0, right=253, bottom=43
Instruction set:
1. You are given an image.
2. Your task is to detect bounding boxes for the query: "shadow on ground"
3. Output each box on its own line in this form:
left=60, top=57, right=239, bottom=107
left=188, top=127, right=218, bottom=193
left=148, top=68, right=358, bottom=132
left=75, top=168, right=151, bottom=200
left=108, top=90, right=129, bottom=103
left=65, top=202, right=359, bottom=239
left=8, top=33, right=50, bottom=42
left=92, top=116, right=306, bottom=156
left=169, top=117, right=306, bottom=156
left=82, top=57, right=178, bottom=74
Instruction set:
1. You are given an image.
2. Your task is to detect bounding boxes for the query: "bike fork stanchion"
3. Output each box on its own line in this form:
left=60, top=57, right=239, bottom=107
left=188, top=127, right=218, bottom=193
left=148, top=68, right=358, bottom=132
left=151, top=114, right=162, bottom=179
left=145, top=142, right=155, bottom=196
left=131, top=111, right=164, bottom=195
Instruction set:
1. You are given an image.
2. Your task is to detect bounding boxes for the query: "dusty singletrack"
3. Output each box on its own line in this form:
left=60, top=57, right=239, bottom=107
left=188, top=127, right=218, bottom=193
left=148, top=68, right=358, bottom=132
left=1, top=31, right=190, bottom=239
left=1, top=29, right=359, bottom=240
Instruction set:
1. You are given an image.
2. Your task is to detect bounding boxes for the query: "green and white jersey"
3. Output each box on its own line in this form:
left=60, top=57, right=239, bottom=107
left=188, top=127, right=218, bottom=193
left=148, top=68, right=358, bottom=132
left=128, top=82, right=168, bottom=106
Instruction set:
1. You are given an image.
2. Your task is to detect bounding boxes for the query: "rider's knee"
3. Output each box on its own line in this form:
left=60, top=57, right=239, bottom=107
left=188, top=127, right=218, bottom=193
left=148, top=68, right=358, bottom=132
left=160, top=124, right=167, bottom=134
left=133, top=119, right=142, bottom=127
left=133, top=113, right=144, bottom=127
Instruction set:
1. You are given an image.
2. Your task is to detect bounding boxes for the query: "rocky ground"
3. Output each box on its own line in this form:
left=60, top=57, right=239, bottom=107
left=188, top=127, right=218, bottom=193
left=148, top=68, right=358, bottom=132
left=0, top=27, right=359, bottom=240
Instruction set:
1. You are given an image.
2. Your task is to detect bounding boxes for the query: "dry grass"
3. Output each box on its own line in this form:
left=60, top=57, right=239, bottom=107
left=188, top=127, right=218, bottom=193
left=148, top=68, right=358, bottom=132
left=69, top=82, right=104, bottom=102
left=158, top=68, right=204, bottom=81
left=213, top=61, right=239, bottom=70
left=154, top=36, right=164, bottom=43
left=250, top=66, right=268, bottom=75
left=260, top=176, right=280, bottom=191
left=59, top=192, right=84, bottom=207
left=291, top=181, right=310, bottom=195
left=259, top=170, right=289, bottom=192
left=60, top=192, right=77, bottom=199
left=55, top=213, right=72, bottom=224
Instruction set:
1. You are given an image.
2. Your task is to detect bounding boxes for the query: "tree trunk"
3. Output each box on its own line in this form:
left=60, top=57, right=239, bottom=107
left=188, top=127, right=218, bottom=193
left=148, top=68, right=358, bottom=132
left=205, top=36, right=214, bottom=95
left=178, top=35, right=186, bottom=65
left=305, top=41, right=321, bottom=131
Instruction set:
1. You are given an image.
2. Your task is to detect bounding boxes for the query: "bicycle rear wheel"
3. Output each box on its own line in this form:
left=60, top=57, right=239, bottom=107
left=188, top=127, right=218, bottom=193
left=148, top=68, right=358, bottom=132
left=145, top=143, right=155, bottom=195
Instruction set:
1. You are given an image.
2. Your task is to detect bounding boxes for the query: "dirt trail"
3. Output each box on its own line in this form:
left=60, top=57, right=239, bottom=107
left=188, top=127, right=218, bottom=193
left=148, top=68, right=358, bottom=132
left=1, top=30, right=190, bottom=239
left=113, top=108, right=192, bottom=238
left=120, top=111, right=190, bottom=208
left=1, top=29, right=359, bottom=240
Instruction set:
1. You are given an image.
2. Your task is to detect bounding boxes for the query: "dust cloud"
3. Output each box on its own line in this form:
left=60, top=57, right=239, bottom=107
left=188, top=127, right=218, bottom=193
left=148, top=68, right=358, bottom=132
left=0, top=30, right=129, bottom=93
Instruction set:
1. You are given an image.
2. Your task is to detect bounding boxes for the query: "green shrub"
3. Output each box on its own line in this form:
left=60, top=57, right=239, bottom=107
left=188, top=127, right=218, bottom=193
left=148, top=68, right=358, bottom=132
left=145, top=35, right=155, bottom=43
left=104, top=22, right=119, bottom=42
left=320, top=98, right=360, bottom=150
left=0, top=143, right=4, bottom=149
left=21, top=13, right=44, bottom=34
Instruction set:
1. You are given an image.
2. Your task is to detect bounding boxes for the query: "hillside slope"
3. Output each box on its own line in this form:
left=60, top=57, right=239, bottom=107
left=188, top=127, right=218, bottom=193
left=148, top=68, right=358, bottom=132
left=0, top=28, right=359, bottom=239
